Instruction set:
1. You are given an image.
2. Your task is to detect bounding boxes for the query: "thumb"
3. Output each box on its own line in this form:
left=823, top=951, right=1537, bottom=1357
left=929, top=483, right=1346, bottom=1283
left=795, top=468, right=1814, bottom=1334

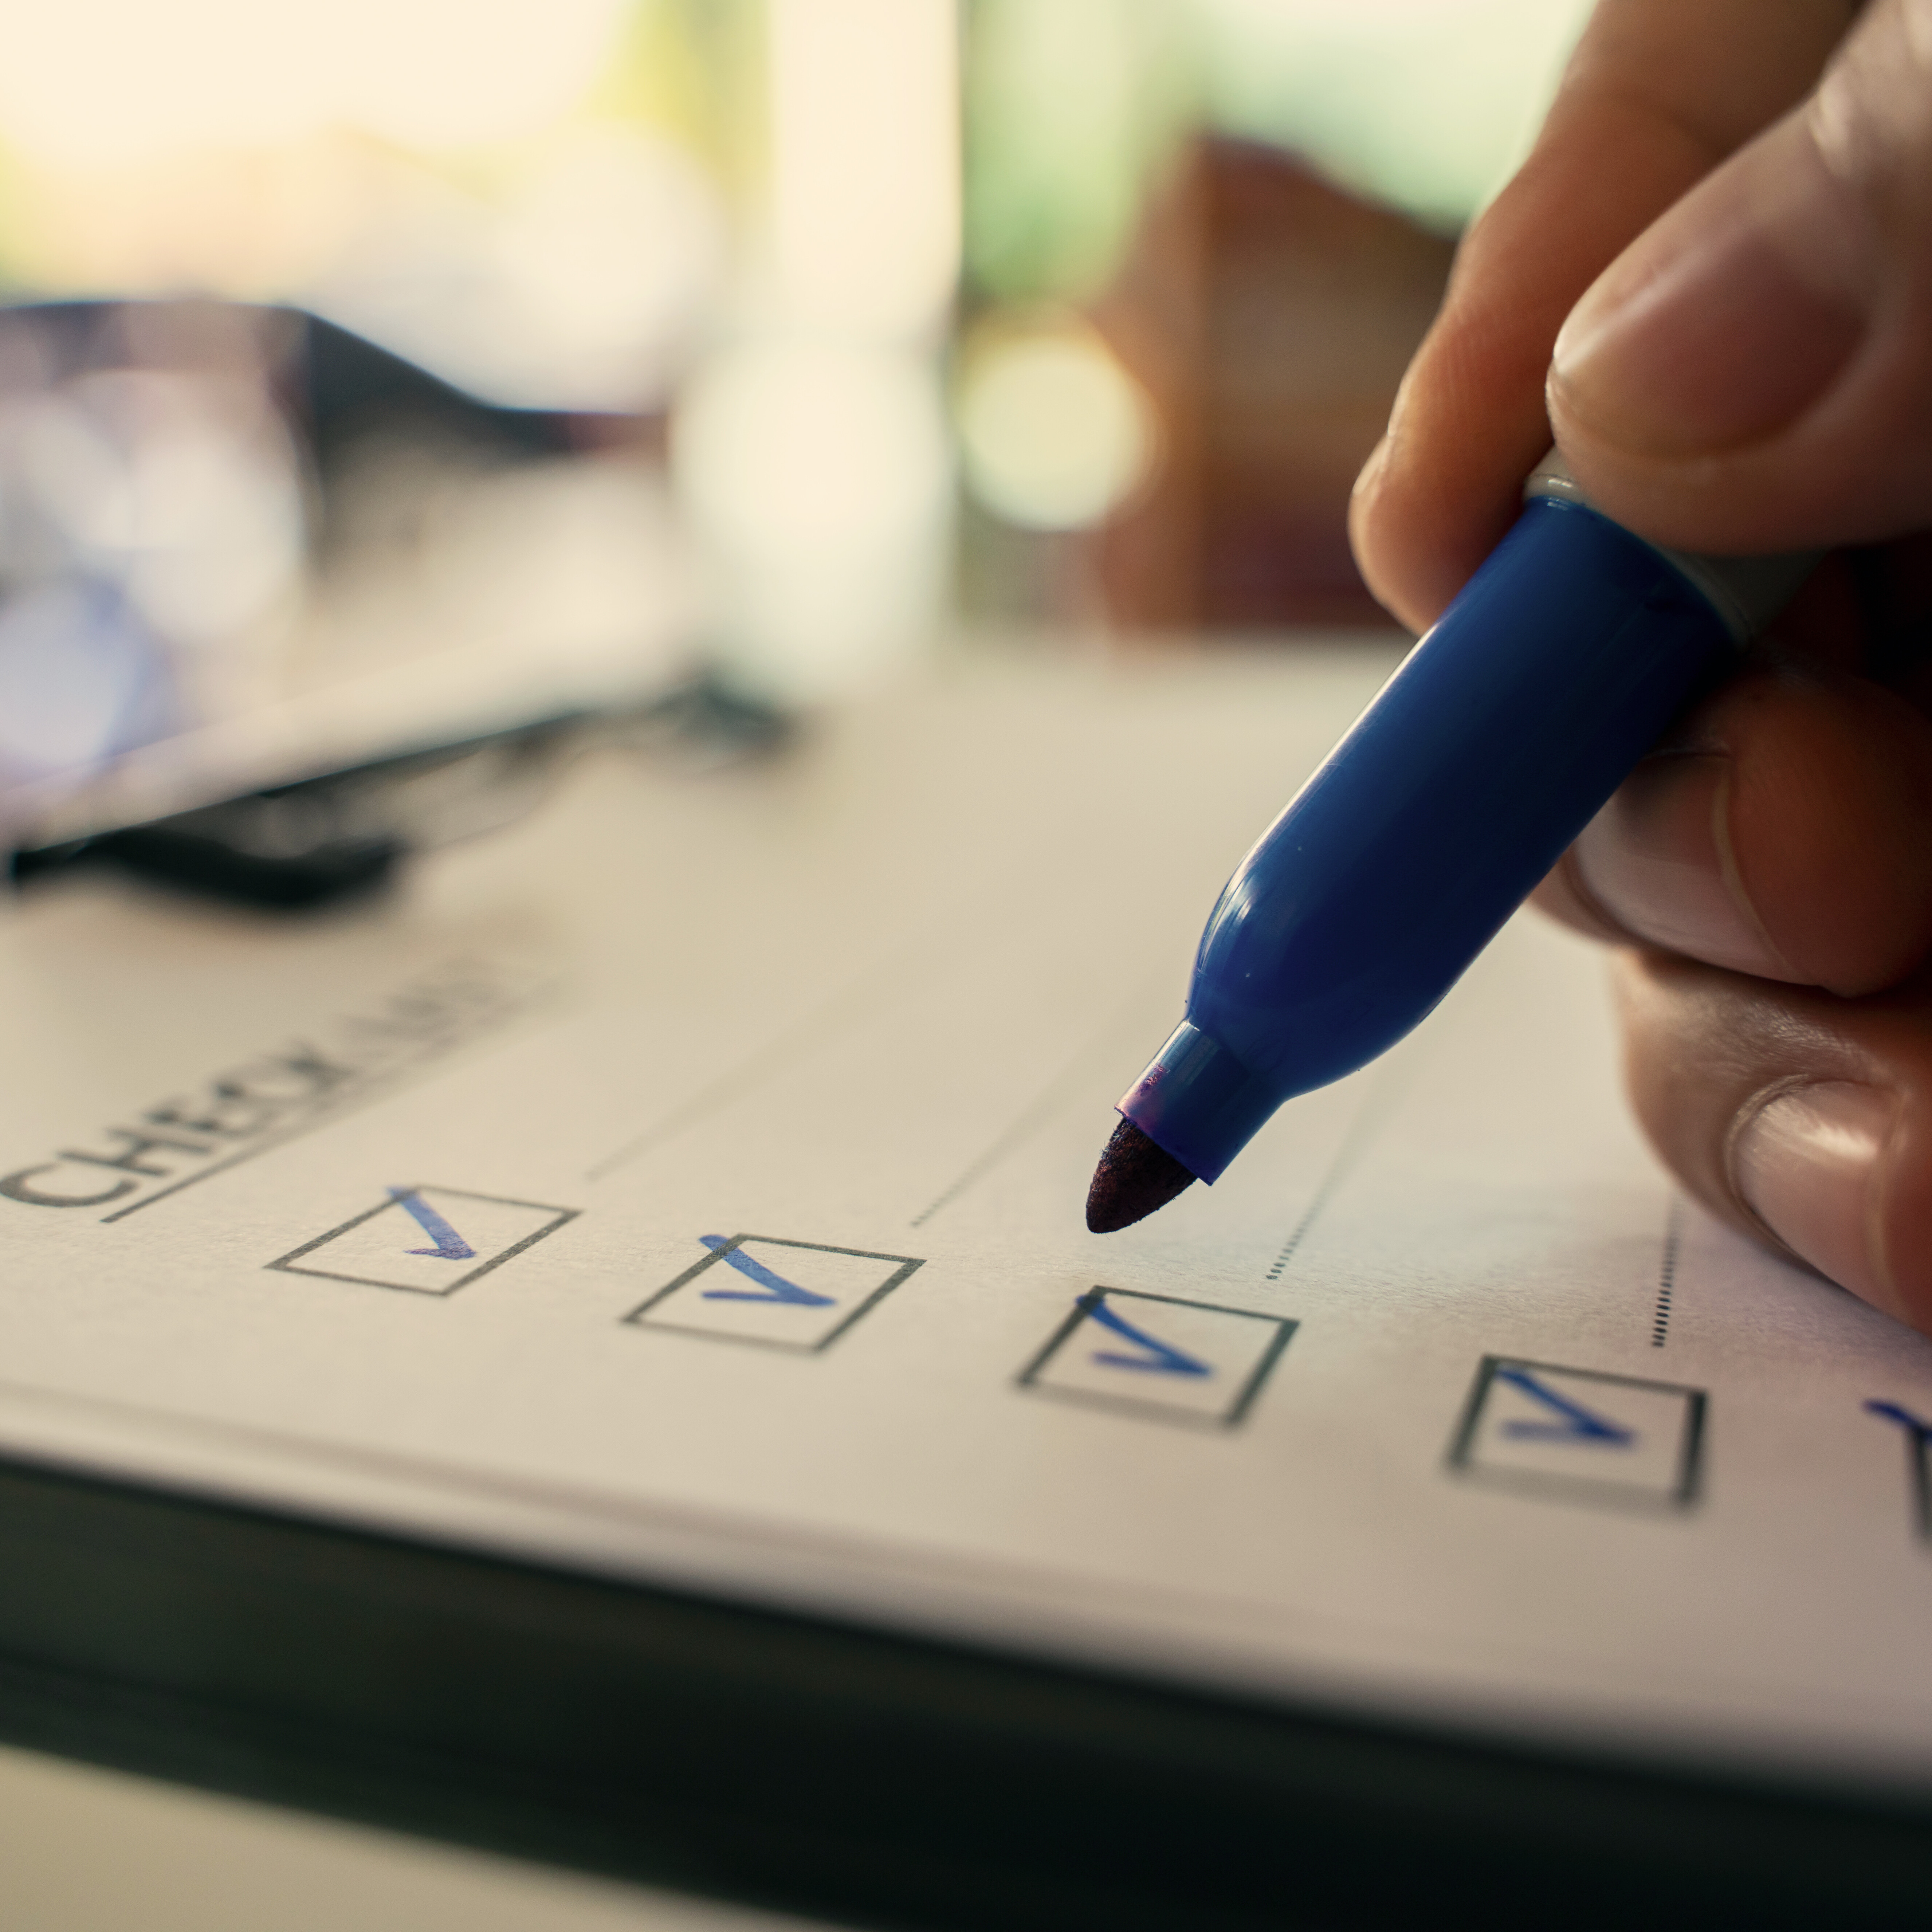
left=1547, top=0, right=1932, bottom=555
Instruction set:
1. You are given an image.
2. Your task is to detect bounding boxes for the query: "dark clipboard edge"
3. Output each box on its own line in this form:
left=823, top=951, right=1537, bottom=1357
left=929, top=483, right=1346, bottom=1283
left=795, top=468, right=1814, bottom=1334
left=0, top=1450, right=1923, bottom=1932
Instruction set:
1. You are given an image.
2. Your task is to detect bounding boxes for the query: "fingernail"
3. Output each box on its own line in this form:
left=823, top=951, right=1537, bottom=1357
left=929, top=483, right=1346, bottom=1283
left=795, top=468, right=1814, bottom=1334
left=1733, top=1081, right=1900, bottom=1317
left=1572, top=754, right=1793, bottom=978
left=1550, top=134, right=1874, bottom=455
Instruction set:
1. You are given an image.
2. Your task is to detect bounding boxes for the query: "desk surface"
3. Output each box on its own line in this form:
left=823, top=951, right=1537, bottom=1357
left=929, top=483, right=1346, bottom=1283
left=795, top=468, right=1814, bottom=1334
left=0, top=1741, right=828, bottom=1932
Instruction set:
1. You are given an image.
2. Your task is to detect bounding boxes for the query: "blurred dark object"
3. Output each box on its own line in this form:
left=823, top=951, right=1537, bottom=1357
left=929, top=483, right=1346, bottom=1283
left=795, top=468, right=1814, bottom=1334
left=604, top=668, right=795, bottom=771
left=1093, top=138, right=1454, bottom=630
left=12, top=298, right=593, bottom=470
left=0, top=298, right=710, bottom=908
left=8, top=671, right=790, bottom=911
left=7, top=710, right=585, bottom=909
left=0, top=298, right=665, bottom=809
left=299, top=309, right=583, bottom=504
left=11, top=803, right=402, bottom=910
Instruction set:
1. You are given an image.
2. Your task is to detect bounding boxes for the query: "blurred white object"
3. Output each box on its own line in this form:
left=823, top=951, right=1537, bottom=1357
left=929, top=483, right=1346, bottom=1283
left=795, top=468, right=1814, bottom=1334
left=0, top=584, right=169, bottom=781
left=0, top=0, right=719, bottom=417
left=312, top=127, right=727, bottom=414
left=767, top=0, right=962, bottom=340
left=956, top=313, right=1158, bottom=531
left=674, top=341, right=950, bottom=704
left=675, top=0, right=962, bottom=704
left=0, top=314, right=307, bottom=789
left=24, top=368, right=307, bottom=650
left=0, top=0, right=631, bottom=163
left=0, top=365, right=303, bottom=648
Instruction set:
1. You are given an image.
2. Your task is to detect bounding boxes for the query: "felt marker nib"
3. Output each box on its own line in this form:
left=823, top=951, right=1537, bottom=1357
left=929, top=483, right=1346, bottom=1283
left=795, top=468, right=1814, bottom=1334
left=1085, top=1118, right=1197, bottom=1233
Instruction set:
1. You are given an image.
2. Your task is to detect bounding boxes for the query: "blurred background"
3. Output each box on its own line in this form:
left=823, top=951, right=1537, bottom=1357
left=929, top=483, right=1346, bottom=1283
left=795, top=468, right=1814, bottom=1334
left=0, top=0, right=1595, bottom=850
left=0, top=2, right=1592, bottom=1912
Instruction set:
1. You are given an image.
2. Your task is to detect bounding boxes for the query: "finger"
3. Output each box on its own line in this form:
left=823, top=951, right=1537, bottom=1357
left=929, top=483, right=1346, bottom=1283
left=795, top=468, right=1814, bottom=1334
left=1552, top=0, right=1932, bottom=553
left=1615, top=948, right=1932, bottom=1335
left=1548, top=660, right=1932, bottom=994
left=1858, top=532, right=1932, bottom=695
left=1351, top=0, right=1856, bottom=632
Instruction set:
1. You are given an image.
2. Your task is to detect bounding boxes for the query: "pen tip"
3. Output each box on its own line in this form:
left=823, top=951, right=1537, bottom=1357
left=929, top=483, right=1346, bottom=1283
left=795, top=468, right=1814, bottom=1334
left=1085, top=1118, right=1197, bottom=1233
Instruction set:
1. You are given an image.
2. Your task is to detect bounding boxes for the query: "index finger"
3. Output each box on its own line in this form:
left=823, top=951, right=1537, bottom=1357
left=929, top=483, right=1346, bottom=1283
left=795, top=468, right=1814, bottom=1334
left=1349, top=0, right=1857, bottom=634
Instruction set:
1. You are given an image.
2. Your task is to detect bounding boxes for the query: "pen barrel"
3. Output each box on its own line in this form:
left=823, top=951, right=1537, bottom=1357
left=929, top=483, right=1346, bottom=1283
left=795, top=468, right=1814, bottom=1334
left=1127, top=495, right=1735, bottom=1184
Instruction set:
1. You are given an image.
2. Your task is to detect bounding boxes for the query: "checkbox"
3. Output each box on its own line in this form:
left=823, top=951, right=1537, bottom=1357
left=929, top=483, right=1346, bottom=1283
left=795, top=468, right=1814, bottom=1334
left=627, top=1234, right=923, bottom=1352
left=1018, top=1288, right=1296, bottom=1428
left=267, top=1186, right=576, bottom=1296
left=1448, top=1356, right=1706, bottom=1508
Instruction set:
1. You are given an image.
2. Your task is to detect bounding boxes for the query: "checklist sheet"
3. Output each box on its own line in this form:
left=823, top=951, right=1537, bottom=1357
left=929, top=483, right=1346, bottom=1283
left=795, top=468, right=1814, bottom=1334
left=4, top=643, right=1932, bottom=1798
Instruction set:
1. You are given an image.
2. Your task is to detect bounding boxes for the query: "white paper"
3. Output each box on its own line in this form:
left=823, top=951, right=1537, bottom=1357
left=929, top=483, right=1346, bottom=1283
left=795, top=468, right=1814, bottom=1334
left=3, top=645, right=1931, bottom=1795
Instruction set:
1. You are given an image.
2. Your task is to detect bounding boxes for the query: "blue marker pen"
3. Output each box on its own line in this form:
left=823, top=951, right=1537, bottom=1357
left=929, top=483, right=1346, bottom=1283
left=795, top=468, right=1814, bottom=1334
left=1084, top=452, right=1813, bottom=1232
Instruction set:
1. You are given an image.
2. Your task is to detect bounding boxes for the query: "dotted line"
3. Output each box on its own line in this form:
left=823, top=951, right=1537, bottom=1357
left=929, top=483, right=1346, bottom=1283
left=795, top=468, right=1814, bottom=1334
left=1652, top=1199, right=1682, bottom=1347
left=1262, top=1064, right=1410, bottom=1283
left=1265, top=1189, right=1330, bottom=1283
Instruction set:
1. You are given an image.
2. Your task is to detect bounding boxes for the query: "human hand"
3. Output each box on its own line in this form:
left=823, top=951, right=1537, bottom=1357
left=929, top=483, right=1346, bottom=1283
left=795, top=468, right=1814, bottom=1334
left=1349, top=0, right=1932, bottom=1331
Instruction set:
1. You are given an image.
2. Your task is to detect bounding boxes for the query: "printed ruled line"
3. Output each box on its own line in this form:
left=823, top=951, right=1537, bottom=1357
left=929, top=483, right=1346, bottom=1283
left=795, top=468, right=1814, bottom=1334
left=585, top=913, right=1030, bottom=1187
left=910, top=1056, right=1091, bottom=1229
left=910, top=977, right=1167, bottom=1230
left=584, top=959, right=921, bottom=1185
left=1264, top=1056, right=1415, bottom=1284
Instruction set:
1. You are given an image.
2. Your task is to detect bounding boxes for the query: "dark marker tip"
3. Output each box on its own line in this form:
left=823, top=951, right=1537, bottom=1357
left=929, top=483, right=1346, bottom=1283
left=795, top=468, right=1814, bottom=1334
left=1085, top=1118, right=1197, bottom=1233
